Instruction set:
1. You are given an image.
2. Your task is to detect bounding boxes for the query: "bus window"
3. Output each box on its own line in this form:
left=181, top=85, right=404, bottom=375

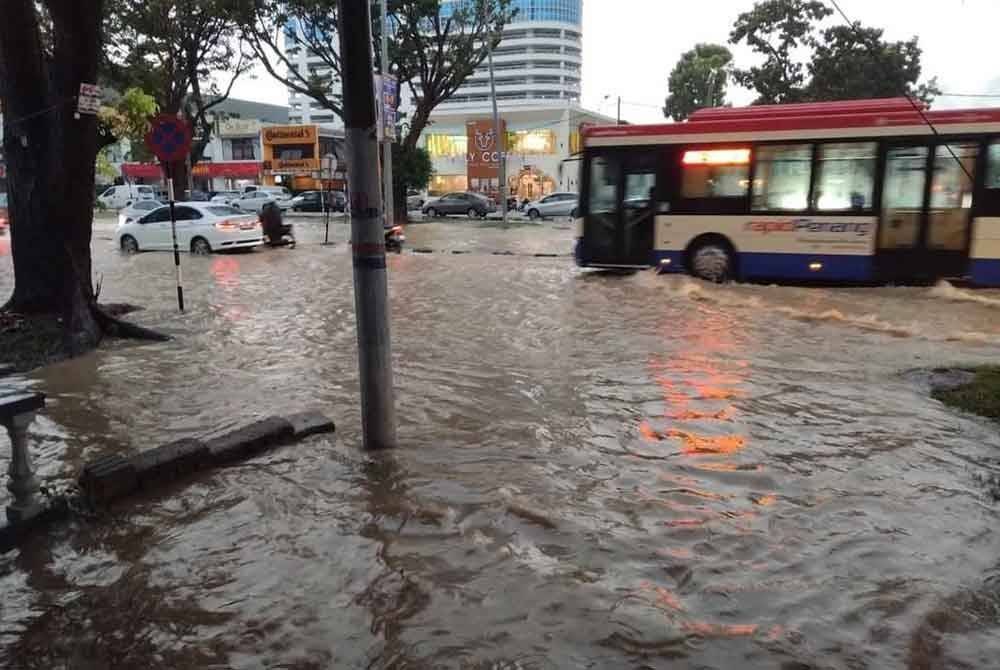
left=588, top=155, right=619, bottom=214
left=812, top=142, right=877, bottom=211
left=881, top=146, right=929, bottom=249
left=752, top=144, right=812, bottom=211
left=985, top=142, right=1000, bottom=189
left=928, top=143, right=978, bottom=250
left=680, top=149, right=749, bottom=199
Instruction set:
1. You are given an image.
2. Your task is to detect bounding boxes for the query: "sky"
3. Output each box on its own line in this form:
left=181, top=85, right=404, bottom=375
left=227, top=0, right=1000, bottom=123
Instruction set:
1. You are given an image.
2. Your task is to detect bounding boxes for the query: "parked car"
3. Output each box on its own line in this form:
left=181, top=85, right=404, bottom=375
left=184, top=189, right=212, bottom=202
left=233, top=190, right=292, bottom=213
left=524, top=192, right=579, bottom=220
left=210, top=190, right=241, bottom=205
left=116, top=202, right=262, bottom=254
left=406, top=190, right=426, bottom=210
left=117, top=199, right=164, bottom=227
left=290, top=190, right=346, bottom=212
left=98, top=184, right=156, bottom=209
left=422, top=192, right=496, bottom=218
left=0, top=193, right=8, bottom=235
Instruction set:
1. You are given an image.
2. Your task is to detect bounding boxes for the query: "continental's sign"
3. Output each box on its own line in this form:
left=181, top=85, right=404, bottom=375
left=262, top=125, right=317, bottom=144
left=265, top=158, right=320, bottom=172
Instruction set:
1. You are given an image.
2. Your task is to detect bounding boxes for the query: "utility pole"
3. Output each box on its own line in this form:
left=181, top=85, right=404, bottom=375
left=617, top=96, right=621, bottom=125
left=339, top=0, right=397, bottom=450
left=381, top=0, right=395, bottom=227
left=485, top=21, right=508, bottom=226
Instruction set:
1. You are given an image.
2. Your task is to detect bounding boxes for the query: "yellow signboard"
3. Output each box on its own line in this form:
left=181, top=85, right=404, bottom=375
left=262, top=125, right=317, bottom=145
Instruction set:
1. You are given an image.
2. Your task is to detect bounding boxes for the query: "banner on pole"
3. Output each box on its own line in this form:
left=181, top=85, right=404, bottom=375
left=375, top=75, right=398, bottom=142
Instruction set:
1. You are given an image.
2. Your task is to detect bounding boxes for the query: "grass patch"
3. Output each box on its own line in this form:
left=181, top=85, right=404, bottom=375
left=932, top=366, right=1000, bottom=421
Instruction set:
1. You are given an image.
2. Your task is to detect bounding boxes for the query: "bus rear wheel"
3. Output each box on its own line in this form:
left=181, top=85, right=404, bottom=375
left=689, top=241, right=734, bottom=283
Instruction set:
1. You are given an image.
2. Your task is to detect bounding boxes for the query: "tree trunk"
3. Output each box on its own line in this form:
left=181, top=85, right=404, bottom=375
left=0, top=0, right=105, bottom=352
left=404, top=105, right=432, bottom=150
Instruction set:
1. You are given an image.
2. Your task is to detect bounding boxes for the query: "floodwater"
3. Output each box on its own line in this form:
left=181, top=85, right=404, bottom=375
left=2, top=216, right=1000, bottom=669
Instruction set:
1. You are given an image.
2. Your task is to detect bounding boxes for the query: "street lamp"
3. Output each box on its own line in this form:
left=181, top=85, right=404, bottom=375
left=603, top=94, right=621, bottom=125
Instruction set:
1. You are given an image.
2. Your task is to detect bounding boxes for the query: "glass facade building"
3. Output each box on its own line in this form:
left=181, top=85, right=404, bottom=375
left=442, top=0, right=582, bottom=25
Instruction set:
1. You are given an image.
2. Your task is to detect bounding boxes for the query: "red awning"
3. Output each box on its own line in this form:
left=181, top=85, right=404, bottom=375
left=121, top=163, right=163, bottom=179
left=193, top=161, right=261, bottom=178
left=121, top=161, right=261, bottom=179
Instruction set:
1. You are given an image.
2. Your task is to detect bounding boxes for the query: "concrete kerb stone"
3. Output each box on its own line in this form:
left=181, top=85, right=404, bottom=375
left=286, top=411, right=336, bottom=439
left=7, top=412, right=335, bottom=553
left=130, top=438, right=210, bottom=489
left=206, top=416, right=295, bottom=464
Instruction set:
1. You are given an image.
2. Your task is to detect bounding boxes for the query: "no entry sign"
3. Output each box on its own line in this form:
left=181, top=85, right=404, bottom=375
left=144, top=114, right=193, bottom=163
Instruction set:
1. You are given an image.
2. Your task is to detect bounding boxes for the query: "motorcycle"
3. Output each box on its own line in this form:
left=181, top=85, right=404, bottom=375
left=385, top=225, right=405, bottom=252
left=260, top=202, right=295, bottom=248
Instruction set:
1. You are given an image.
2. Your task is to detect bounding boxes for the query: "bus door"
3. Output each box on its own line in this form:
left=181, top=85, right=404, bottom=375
left=878, top=141, right=978, bottom=280
left=582, top=150, right=658, bottom=266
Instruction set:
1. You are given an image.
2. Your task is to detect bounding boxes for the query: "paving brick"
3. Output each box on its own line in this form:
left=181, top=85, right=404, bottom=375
left=285, top=411, right=336, bottom=439
left=206, top=416, right=294, bottom=464
left=79, top=454, right=138, bottom=505
left=130, top=438, right=210, bottom=488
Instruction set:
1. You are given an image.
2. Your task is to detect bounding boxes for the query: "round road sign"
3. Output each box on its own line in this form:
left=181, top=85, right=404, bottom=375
left=145, top=114, right=193, bottom=163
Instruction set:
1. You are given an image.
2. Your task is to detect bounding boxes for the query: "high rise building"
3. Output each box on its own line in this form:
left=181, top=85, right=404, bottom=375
left=438, top=0, right=583, bottom=112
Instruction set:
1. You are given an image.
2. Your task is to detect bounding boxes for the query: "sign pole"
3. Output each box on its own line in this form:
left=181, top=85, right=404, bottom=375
left=165, top=162, right=185, bottom=312
left=485, top=27, right=508, bottom=227
left=340, top=0, right=397, bottom=450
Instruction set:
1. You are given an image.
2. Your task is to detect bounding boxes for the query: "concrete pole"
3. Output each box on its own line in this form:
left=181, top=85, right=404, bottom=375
left=381, top=0, right=395, bottom=227
left=340, top=0, right=397, bottom=450
left=617, top=96, right=621, bottom=125
left=485, top=26, right=508, bottom=226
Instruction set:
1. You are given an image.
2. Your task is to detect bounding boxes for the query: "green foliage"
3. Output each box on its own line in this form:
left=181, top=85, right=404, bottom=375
left=729, top=0, right=830, bottom=104
left=932, top=367, right=1000, bottom=421
left=392, top=143, right=433, bottom=195
left=663, top=44, right=733, bottom=121
left=729, top=0, right=938, bottom=105
left=807, top=24, right=939, bottom=104
left=95, top=149, right=119, bottom=182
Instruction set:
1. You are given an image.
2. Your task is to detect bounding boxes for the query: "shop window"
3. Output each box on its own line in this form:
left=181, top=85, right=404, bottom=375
left=752, top=144, right=812, bottom=211
left=426, top=134, right=468, bottom=158
left=231, top=138, right=256, bottom=161
left=680, top=148, right=750, bottom=199
left=812, top=142, right=876, bottom=211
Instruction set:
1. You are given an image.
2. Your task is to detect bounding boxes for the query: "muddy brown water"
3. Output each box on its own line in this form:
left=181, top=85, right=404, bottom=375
left=2, top=218, right=1000, bottom=669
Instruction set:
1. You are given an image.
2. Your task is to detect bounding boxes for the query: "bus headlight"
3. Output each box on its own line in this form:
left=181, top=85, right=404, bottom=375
left=809, top=262, right=823, bottom=272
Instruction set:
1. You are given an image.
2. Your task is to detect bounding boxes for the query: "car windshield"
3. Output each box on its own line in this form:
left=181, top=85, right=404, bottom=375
left=207, top=206, right=244, bottom=216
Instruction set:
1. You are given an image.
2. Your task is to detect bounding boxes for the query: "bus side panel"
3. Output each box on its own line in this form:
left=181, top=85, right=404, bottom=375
left=654, top=214, right=878, bottom=281
left=969, top=217, right=1000, bottom=286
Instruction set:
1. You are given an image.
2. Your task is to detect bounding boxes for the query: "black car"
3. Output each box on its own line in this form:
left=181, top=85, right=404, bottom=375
left=292, top=190, right=346, bottom=212
left=422, top=192, right=496, bottom=218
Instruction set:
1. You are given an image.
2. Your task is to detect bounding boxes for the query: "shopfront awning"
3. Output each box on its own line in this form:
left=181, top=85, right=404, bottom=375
left=121, top=161, right=262, bottom=180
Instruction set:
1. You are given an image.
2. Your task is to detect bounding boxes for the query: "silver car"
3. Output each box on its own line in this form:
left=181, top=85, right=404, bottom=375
left=524, top=192, right=578, bottom=220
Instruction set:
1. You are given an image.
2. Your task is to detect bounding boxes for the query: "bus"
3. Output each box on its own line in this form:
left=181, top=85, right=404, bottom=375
left=575, top=98, right=1000, bottom=287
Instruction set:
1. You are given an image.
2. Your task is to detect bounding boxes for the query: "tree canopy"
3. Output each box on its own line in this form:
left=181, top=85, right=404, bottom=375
left=728, top=0, right=938, bottom=105
left=663, top=43, right=733, bottom=121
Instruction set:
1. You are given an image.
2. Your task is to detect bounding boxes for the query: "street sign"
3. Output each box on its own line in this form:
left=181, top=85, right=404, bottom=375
left=144, top=114, right=193, bottom=164
left=321, top=154, right=338, bottom=179
left=77, top=83, right=102, bottom=115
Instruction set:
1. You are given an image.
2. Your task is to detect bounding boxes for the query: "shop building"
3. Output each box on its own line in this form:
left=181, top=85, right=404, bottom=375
left=423, top=103, right=614, bottom=201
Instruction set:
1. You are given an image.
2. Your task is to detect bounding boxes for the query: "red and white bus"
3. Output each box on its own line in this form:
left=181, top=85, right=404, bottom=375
left=575, top=98, right=1000, bottom=286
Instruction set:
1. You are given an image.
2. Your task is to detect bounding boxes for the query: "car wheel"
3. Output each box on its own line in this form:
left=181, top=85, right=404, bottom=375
left=191, top=237, right=212, bottom=255
left=426, top=207, right=438, bottom=218
left=529, top=209, right=544, bottom=220
left=467, top=208, right=479, bottom=219
left=570, top=208, right=578, bottom=219
left=120, top=235, right=139, bottom=254
left=689, top=240, right=734, bottom=283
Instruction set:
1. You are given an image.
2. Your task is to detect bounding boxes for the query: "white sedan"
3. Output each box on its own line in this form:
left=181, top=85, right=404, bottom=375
left=232, top=190, right=293, bottom=213
left=116, top=203, right=263, bottom=254
left=523, top=192, right=579, bottom=220
left=117, top=199, right=164, bottom=227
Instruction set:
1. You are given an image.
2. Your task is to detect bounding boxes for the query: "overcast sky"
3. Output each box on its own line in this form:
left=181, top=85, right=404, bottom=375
left=228, top=0, right=1000, bottom=123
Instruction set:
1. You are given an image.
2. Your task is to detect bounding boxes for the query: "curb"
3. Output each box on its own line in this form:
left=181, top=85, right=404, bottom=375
left=1, top=411, right=336, bottom=551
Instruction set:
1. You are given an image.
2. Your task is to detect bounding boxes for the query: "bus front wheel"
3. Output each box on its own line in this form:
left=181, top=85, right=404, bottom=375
left=689, top=240, right=734, bottom=283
